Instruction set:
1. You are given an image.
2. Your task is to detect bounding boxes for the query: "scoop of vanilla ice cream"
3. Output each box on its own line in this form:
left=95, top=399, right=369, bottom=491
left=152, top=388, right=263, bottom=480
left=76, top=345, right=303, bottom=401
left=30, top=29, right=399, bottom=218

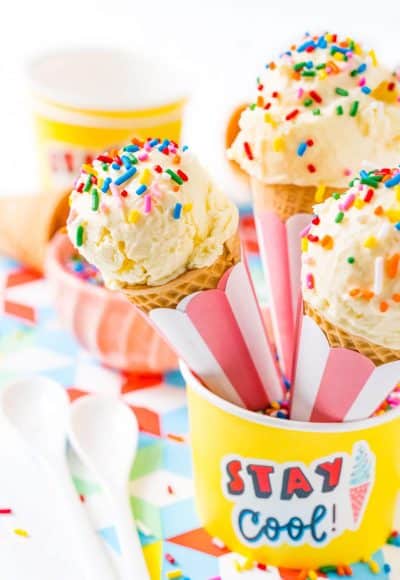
left=67, top=139, right=238, bottom=288
left=302, top=168, right=400, bottom=349
left=228, top=33, right=400, bottom=188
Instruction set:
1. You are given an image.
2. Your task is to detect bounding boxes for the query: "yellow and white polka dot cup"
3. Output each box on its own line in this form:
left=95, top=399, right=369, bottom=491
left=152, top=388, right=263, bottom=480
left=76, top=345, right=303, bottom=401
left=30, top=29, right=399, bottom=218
left=28, top=48, right=188, bottom=193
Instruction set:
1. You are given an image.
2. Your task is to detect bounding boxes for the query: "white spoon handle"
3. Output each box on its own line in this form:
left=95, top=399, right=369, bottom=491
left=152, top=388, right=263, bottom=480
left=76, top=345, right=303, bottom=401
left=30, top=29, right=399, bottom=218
left=52, top=460, right=116, bottom=580
left=111, top=491, right=150, bottom=580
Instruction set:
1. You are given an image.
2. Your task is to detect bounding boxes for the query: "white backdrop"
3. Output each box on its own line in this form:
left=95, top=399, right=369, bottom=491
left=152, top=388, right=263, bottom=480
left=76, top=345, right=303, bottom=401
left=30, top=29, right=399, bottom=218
left=1, top=0, right=399, bottom=195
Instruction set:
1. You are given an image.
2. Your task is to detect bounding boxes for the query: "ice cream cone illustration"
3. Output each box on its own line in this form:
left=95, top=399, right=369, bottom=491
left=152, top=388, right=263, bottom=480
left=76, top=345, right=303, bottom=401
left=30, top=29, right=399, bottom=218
left=349, top=442, right=375, bottom=526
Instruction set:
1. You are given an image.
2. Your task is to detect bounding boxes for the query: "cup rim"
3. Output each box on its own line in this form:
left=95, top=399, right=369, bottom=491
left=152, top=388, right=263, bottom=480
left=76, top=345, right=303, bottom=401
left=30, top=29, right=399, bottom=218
left=27, top=47, right=189, bottom=112
left=180, top=361, right=400, bottom=433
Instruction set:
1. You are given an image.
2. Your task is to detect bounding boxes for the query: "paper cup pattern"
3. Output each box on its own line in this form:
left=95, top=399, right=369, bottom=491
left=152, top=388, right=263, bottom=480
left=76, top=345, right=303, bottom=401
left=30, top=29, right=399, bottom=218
left=28, top=49, right=187, bottom=193
left=184, top=364, right=400, bottom=569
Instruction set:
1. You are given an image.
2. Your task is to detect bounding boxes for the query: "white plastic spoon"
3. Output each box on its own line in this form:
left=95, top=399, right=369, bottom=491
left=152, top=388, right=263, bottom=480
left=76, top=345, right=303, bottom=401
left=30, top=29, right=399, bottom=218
left=1, top=377, right=115, bottom=580
left=69, top=395, right=149, bottom=580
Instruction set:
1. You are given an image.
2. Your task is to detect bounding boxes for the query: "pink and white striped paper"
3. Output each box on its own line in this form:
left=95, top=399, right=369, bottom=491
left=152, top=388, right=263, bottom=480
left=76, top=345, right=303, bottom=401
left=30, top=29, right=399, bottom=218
left=149, top=262, right=284, bottom=411
left=291, top=315, right=400, bottom=422
left=255, top=211, right=311, bottom=381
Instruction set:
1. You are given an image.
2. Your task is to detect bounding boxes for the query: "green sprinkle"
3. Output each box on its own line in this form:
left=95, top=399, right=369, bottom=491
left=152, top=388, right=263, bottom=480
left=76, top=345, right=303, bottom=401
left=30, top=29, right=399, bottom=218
left=256, top=76, right=260, bottom=84
left=312, top=108, right=321, bottom=115
left=303, top=98, right=313, bottom=107
left=84, top=176, right=92, bottom=192
left=302, top=70, right=316, bottom=77
left=91, top=189, right=99, bottom=211
left=335, top=211, right=345, bottom=223
left=347, top=256, right=355, bottom=264
left=102, top=164, right=109, bottom=171
left=350, top=100, right=359, bottom=116
left=336, top=105, right=343, bottom=115
left=294, top=62, right=306, bottom=71
left=361, top=177, right=379, bottom=187
left=249, top=103, right=257, bottom=110
left=319, top=566, right=339, bottom=574
left=76, top=225, right=84, bottom=247
left=333, top=192, right=341, bottom=200
left=166, top=169, right=183, bottom=185
left=349, top=40, right=355, bottom=50
left=335, top=87, right=349, bottom=96
left=350, top=68, right=359, bottom=77
left=316, top=63, right=326, bottom=70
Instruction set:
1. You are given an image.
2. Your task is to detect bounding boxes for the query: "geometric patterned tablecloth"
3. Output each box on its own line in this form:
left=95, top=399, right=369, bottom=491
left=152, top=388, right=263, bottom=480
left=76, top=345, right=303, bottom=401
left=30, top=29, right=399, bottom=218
left=0, top=251, right=397, bottom=580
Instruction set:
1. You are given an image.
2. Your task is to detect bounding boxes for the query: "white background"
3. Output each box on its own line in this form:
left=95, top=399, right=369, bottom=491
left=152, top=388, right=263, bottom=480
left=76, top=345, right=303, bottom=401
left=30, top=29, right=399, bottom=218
left=1, top=0, right=400, bottom=195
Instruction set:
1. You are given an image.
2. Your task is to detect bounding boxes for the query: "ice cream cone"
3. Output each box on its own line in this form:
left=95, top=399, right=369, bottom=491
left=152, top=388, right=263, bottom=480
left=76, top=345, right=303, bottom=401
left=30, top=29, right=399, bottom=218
left=0, top=190, right=69, bottom=272
left=350, top=482, right=371, bottom=525
left=250, top=177, right=344, bottom=221
left=304, top=301, right=400, bottom=366
left=123, top=234, right=241, bottom=312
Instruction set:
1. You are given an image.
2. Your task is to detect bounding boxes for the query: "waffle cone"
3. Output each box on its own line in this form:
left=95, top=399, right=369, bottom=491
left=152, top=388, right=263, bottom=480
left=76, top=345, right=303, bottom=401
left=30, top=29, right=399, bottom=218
left=123, top=234, right=241, bottom=312
left=304, top=302, right=400, bottom=366
left=0, top=190, right=70, bottom=272
left=250, top=177, right=344, bottom=221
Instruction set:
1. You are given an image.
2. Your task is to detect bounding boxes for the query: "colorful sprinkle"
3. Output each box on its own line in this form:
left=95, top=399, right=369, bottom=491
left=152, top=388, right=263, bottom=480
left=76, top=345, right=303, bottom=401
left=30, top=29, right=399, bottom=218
left=243, top=141, right=253, bottom=160
left=173, top=203, right=182, bottom=219
left=91, top=189, right=99, bottom=211
left=349, top=100, right=359, bottom=116
left=114, top=166, right=137, bottom=186
left=166, top=169, right=183, bottom=185
left=76, top=225, right=84, bottom=247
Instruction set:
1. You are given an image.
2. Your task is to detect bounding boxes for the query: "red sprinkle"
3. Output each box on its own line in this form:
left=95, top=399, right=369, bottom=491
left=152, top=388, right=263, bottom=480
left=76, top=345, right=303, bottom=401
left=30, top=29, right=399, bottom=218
left=0, top=509, right=12, bottom=515
left=307, top=164, right=317, bottom=173
left=77, top=182, right=84, bottom=193
left=307, top=139, right=314, bottom=147
left=114, top=155, right=123, bottom=165
left=307, top=234, right=319, bottom=242
left=388, top=82, right=395, bottom=91
left=257, top=563, right=268, bottom=571
left=97, top=155, right=113, bottom=163
left=243, top=142, right=254, bottom=160
left=177, top=169, right=188, bottom=182
left=312, top=216, right=320, bottom=225
left=257, top=84, right=264, bottom=91
left=286, top=109, right=300, bottom=121
left=120, top=190, right=128, bottom=198
left=264, top=102, right=271, bottom=110
left=167, top=485, right=174, bottom=495
left=154, top=165, right=163, bottom=173
left=272, top=91, right=279, bottom=98
left=364, top=188, right=374, bottom=203
left=306, top=45, right=315, bottom=53
left=165, top=553, right=176, bottom=564
left=310, top=90, right=322, bottom=103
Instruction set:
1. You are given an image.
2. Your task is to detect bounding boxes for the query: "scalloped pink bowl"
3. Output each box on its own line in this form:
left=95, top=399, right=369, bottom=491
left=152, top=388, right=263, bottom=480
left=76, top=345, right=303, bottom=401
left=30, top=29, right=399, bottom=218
left=46, top=232, right=177, bottom=373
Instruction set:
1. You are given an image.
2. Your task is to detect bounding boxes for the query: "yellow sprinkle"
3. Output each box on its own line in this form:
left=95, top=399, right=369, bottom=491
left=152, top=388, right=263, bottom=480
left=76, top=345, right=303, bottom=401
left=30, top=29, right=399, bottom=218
left=314, top=184, right=326, bottom=203
left=264, top=113, right=277, bottom=127
left=318, top=70, right=327, bottom=80
left=242, top=557, right=254, bottom=570
left=364, top=236, right=378, bottom=249
left=395, top=185, right=400, bottom=202
left=273, top=137, right=285, bottom=152
left=363, top=559, right=380, bottom=574
left=68, top=195, right=73, bottom=207
left=326, top=33, right=334, bottom=42
left=369, top=49, right=378, bottom=66
left=386, top=209, right=400, bottom=223
left=14, top=528, right=29, bottom=538
left=333, top=52, right=345, bottom=61
left=128, top=209, right=141, bottom=224
left=183, top=203, right=193, bottom=213
left=355, top=198, right=365, bottom=210
left=308, top=571, right=318, bottom=580
left=270, top=401, right=280, bottom=409
left=97, top=177, right=104, bottom=189
left=166, top=570, right=183, bottom=579
left=353, top=43, right=363, bottom=56
left=140, top=168, right=152, bottom=186
left=82, top=164, right=97, bottom=176
left=301, top=237, right=309, bottom=252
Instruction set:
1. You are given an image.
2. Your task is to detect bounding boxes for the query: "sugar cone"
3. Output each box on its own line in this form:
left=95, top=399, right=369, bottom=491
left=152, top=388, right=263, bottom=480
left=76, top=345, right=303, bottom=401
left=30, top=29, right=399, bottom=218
left=123, top=234, right=240, bottom=312
left=0, top=190, right=70, bottom=272
left=350, top=482, right=370, bottom=525
left=250, top=177, right=344, bottom=221
left=304, top=301, right=400, bottom=366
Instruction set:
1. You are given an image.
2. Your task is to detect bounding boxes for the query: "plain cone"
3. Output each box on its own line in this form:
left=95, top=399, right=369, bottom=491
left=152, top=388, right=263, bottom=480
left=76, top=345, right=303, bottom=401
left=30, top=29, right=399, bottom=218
left=0, top=190, right=70, bottom=272
left=250, top=177, right=345, bottom=221
left=123, top=233, right=241, bottom=312
left=304, top=301, right=400, bottom=366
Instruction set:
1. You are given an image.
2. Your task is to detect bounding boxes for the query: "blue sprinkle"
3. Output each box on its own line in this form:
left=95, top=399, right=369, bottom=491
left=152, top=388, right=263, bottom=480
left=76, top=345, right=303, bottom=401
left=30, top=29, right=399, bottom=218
left=173, top=203, right=182, bottom=219
left=316, top=35, right=327, bottom=49
left=297, top=142, right=307, bottom=157
left=121, top=155, right=132, bottom=169
left=358, top=63, right=367, bottom=73
left=305, top=61, right=313, bottom=69
left=136, top=184, right=147, bottom=196
left=361, top=86, right=371, bottom=94
left=385, top=173, right=400, bottom=187
left=123, top=144, right=140, bottom=152
left=360, top=169, right=369, bottom=179
left=114, top=166, right=137, bottom=186
left=331, top=45, right=348, bottom=55
left=276, top=411, right=288, bottom=419
left=395, top=222, right=400, bottom=231
left=182, top=145, right=189, bottom=151
left=158, top=139, right=170, bottom=152
left=297, top=40, right=315, bottom=52
left=73, top=262, right=84, bottom=273
left=283, top=378, right=291, bottom=389
left=101, top=177, right=112, bottom=193
left=384, top=564, right=391, bottom=573
left=148, top=138, right=159, bottom=147
left=112, top=163, right=121, bottom=170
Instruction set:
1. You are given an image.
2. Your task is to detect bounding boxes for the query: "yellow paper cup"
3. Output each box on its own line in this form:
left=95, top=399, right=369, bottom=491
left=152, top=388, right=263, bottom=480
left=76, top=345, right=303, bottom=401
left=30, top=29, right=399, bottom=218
left=182, top=363, right=400, bottom=569
left=28, top=48, right=188, bottom=193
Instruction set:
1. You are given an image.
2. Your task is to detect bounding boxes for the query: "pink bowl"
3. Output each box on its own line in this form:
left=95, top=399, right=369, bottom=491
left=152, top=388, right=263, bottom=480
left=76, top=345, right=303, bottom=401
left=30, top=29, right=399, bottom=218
left=46, top=232, right=177, bottom=373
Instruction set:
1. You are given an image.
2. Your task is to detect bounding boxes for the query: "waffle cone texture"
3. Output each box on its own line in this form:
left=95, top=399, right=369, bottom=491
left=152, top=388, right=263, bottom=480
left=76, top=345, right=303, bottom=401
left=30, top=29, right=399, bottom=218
left=123, top=234, right=241, bottom=312
left=304, top=302, right=400, bottom=366
left=250, top=178, right=345, bottom=221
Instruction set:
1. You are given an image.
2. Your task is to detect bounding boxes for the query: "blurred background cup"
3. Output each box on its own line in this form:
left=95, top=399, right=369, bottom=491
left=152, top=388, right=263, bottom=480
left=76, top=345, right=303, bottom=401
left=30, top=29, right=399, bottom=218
left=27, top=48, right=188, bottom=194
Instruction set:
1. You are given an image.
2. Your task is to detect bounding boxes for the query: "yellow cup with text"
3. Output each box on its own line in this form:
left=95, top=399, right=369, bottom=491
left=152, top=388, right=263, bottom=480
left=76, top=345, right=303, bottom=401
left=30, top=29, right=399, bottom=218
left=182, top=363, right=400, bottom=569
left=28, top=49, right=187, bottom=193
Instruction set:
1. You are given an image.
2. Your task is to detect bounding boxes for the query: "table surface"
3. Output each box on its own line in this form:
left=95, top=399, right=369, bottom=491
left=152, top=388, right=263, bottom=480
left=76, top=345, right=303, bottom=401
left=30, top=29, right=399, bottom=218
left=0, top=250, right=398, bottom=580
